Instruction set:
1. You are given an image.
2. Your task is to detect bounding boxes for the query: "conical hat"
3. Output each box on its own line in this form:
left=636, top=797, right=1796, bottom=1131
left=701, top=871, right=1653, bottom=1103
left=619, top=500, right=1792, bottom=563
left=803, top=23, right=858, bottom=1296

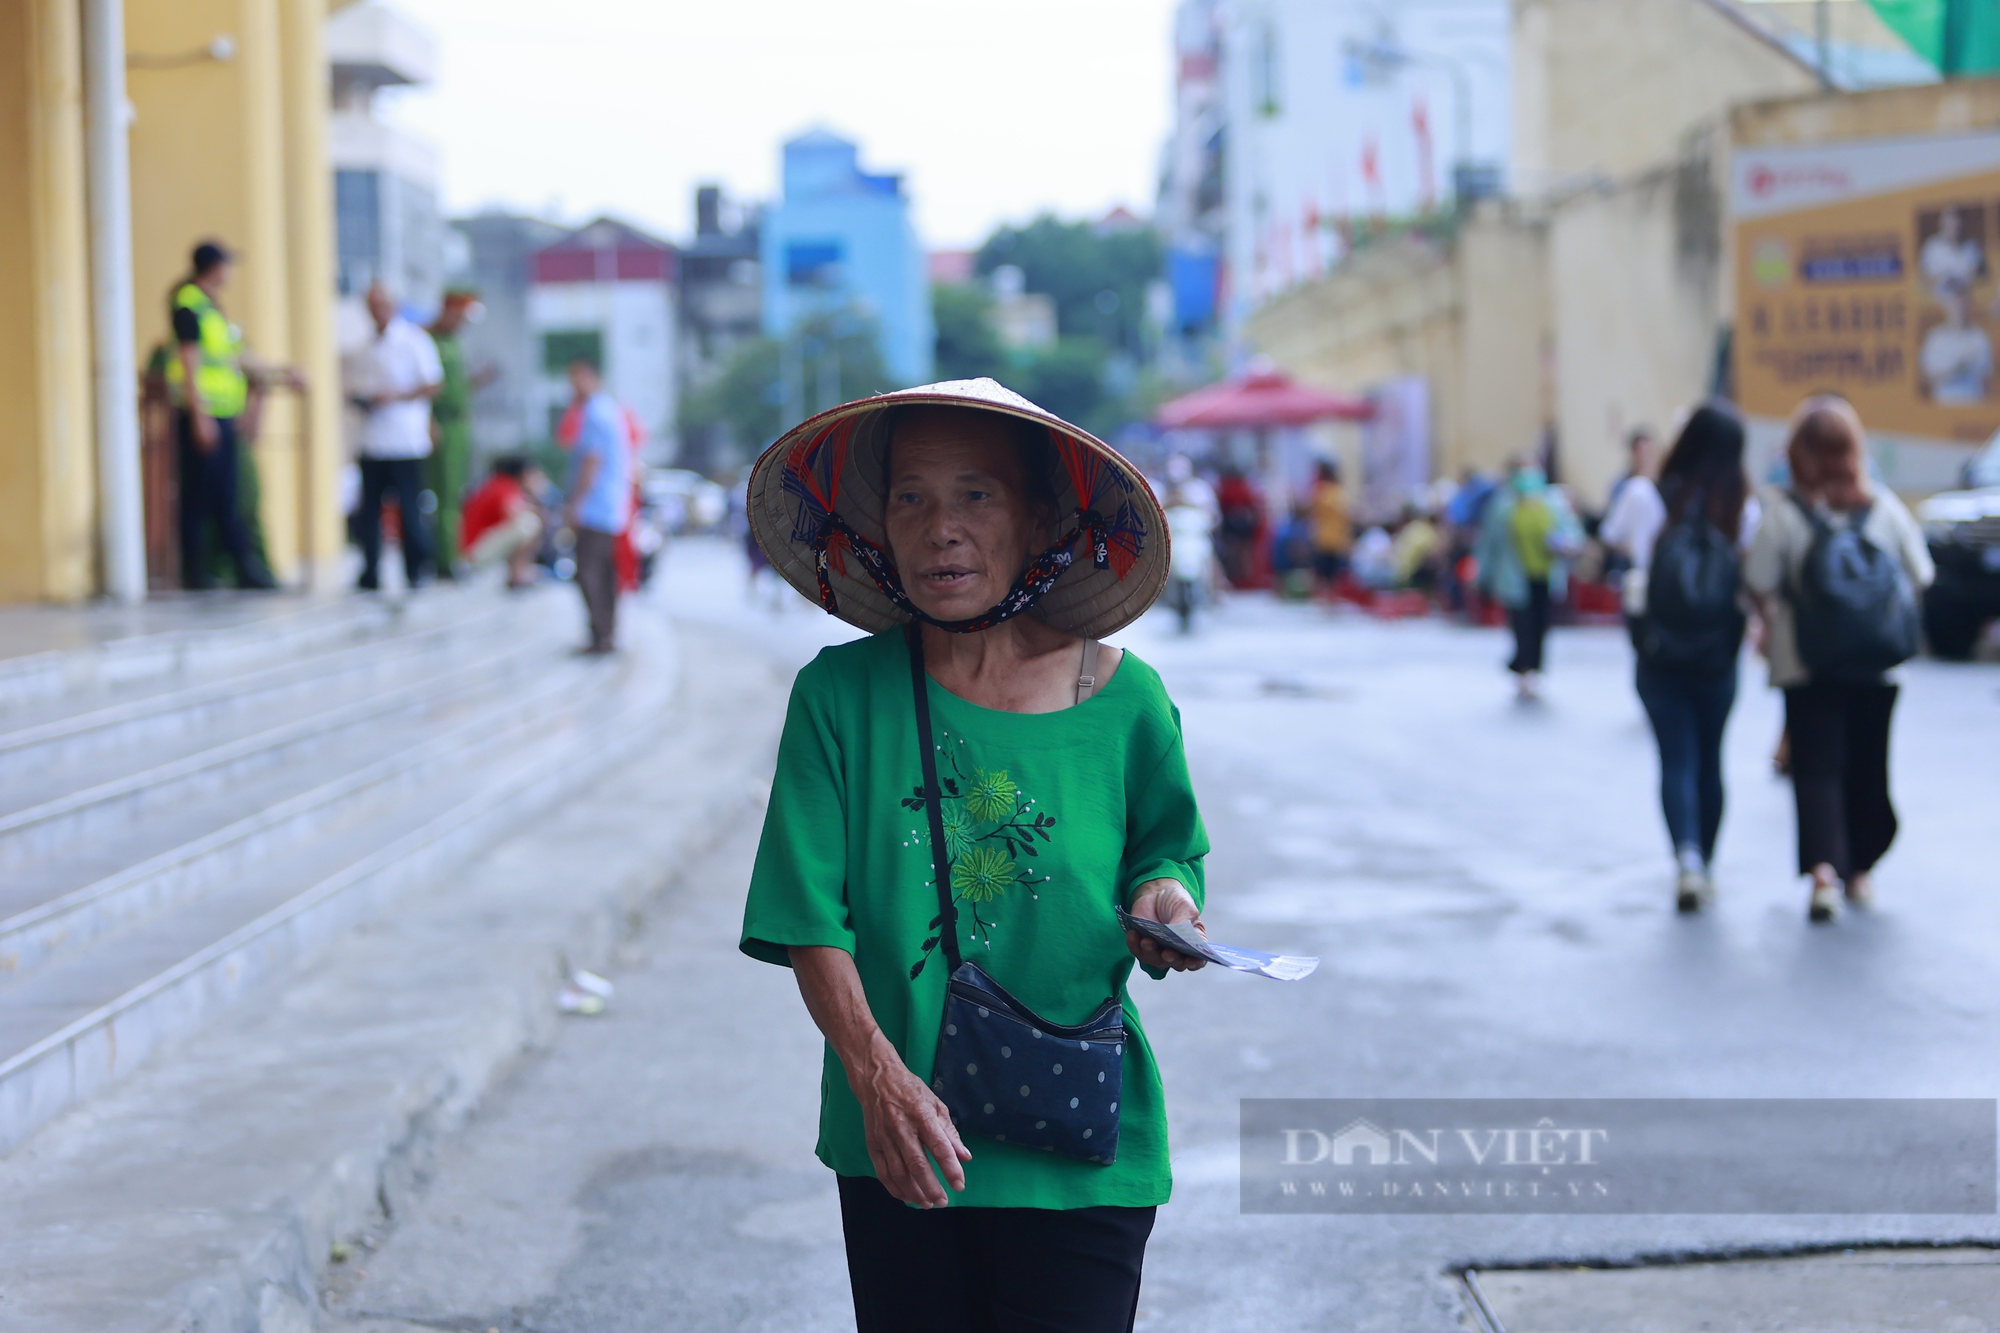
left=746, top=378, right=1169, bottom=638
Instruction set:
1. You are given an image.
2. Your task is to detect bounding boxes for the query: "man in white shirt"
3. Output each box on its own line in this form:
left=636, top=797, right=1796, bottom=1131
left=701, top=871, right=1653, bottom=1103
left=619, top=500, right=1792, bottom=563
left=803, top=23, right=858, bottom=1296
left=352, top=282, right=444, bottom=590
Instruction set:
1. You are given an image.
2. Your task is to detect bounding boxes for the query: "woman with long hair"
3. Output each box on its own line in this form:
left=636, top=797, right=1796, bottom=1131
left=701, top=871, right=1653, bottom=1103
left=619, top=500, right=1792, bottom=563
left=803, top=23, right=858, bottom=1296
left=1620, top=402, right=1757, bottom=911
left=1744, top=397, right=1934, bottom=922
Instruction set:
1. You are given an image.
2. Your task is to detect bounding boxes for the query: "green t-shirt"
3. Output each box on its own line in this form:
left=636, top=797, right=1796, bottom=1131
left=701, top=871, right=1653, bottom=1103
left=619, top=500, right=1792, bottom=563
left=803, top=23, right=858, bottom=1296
left=741, top=630, right=1209, bottom=1209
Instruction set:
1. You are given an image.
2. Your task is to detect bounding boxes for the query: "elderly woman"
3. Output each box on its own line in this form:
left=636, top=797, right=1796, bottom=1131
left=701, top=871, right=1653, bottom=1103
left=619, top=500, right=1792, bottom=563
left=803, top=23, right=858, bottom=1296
left=740, top=379, right=1208, bottom=1331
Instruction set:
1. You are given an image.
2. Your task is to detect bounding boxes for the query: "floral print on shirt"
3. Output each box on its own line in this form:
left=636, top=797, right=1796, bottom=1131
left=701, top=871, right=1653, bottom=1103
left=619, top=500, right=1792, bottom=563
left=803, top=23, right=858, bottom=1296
left=902, top=728, right=1059, bottom=978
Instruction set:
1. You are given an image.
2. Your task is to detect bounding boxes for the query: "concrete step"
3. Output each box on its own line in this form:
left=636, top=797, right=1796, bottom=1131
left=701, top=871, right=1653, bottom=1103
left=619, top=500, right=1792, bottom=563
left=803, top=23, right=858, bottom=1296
left=0, top=606, right=676, bottom=1157
left=0, top=592, right=576, bottom=976
left=0, top=600, right=512, bottom=776
left=0, top=615, right=784, bottom=1333
left=0, top=642, right=580, bottom=983
left=0, top=615, right=563, bottom=875
left=0, top=594, right=442, bottom=717
left=0, top=610, right=539, bottom=832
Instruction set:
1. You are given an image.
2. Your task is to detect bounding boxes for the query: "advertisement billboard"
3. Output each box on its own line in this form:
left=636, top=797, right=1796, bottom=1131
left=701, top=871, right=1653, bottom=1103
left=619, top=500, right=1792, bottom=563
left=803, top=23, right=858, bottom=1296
left=1733, top=129, right=2000, bottom=485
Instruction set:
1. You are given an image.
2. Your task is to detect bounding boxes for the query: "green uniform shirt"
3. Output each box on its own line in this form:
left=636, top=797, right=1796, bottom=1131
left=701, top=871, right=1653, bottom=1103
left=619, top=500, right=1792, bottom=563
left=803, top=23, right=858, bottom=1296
left=432, top=331, right=469, bottom=427
left=429, top=330, right=471, bottom=561
left=742, top=630, right=1208, bottom=1209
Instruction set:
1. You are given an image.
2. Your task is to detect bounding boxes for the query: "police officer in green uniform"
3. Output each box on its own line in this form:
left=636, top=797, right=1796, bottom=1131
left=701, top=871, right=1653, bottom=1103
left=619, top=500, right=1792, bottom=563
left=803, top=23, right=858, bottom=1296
left=426, top=289, right=481, bottom=574
left=167, top=240, right=276, bottom=589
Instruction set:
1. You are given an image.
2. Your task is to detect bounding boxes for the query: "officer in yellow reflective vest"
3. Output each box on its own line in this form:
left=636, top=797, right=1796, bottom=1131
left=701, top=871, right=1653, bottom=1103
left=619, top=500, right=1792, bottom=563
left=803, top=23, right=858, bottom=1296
left=167, top=240, right=276, bottom=589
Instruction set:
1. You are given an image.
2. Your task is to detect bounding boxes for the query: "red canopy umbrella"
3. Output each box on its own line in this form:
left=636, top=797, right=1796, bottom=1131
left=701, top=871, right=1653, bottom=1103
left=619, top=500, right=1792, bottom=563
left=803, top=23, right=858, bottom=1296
left=1155, top=368, right=1374, bottom=428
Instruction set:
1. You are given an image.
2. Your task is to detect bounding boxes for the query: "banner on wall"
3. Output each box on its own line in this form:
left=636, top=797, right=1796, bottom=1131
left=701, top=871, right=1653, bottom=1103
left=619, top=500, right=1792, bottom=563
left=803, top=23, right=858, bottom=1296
left=1360, top=376, right=1430, bottom=523
left=1733, top=129, right=2000, bottom=455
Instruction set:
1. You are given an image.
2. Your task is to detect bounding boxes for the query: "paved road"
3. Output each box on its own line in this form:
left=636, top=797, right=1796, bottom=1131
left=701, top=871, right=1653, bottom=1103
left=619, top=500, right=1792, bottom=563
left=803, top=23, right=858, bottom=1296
left=327, top=541, right=2000, bottom=1332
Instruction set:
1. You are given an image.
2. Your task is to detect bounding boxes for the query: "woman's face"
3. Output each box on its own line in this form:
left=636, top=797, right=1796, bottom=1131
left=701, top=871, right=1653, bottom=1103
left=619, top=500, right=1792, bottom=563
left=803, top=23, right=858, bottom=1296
left=884, top=410, right=1047, bottom=623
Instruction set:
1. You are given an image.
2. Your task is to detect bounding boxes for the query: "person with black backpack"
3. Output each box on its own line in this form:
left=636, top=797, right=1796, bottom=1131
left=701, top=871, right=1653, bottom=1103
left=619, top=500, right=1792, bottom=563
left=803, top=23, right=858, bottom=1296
left=1614, top=403, right=1759, bottom=913
left=1745, top=397, right=1934, bottom=923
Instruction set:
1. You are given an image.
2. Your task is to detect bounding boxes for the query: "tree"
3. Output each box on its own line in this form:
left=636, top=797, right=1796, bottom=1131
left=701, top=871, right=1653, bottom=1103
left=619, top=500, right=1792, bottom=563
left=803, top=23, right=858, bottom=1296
left=680, top=309, right=894, bottom=466
left=975, top=216, right=1162, bottom=354
left=1006, top=339, right=1109, bottom=436
left=932, top=283, right=1006, bottom=382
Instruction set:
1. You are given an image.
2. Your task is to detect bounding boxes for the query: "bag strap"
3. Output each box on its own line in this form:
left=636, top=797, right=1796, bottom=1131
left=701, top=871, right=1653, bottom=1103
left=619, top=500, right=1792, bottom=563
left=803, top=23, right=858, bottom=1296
left=905, top=624, right=963, bottom=974
left=1076, top=638, right=1101, bottom=705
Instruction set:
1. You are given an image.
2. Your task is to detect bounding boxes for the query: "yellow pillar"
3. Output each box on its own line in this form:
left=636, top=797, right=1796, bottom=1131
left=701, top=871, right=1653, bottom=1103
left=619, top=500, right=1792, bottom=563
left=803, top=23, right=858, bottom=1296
left=127, top=0, right=300, bottom=579
left=280, top=0, right=343, bottom=588
left=0, top=0, right=98, bottom=602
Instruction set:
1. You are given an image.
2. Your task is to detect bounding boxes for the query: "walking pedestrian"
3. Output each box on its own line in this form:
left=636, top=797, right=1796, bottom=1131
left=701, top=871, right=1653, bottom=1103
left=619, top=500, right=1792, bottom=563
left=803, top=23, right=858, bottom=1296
left=1308, top=459, right=1353, bottom=593
left=1611, top=403, right=1759, bottom=912
left=1443, top=466, right=1499, bottom=616
left=1216, top=467, right=1265, bottom=588
left=351, top=283, right=443, bottom=591
left=1601, top=431, right=1664, bottom=618
left=1476, top=458, right=1580, bottom=700
left=740, top=378, right=1206, bottom=1333
left=1164, top=473, right=1218, bottom=632
left=166, top=240, right=277, bottom=590
left=561, top=359, right=631, bottom=654
left=1745, top=397, right=1933, bottom=922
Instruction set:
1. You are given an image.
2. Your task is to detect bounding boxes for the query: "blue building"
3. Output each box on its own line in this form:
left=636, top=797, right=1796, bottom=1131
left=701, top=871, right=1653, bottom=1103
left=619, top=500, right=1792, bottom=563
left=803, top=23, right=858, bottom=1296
left=761, top=130, right=933, bottom=387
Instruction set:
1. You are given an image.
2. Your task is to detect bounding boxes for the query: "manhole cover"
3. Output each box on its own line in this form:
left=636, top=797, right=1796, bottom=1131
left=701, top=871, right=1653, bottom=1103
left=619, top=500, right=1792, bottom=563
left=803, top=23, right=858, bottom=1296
left=1463, top=1247, right=1999, bottom=1333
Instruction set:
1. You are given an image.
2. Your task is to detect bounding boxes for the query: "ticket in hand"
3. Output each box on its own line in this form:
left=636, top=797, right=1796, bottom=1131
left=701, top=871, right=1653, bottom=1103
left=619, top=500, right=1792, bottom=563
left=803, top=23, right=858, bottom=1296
left=1117, top=908, right=1319, bottom=981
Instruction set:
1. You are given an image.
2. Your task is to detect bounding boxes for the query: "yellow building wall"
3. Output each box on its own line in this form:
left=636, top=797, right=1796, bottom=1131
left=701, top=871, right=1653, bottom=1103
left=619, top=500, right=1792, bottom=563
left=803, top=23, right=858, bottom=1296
left=1733, top=76, right=2000, bottom=147
left=0, top=0, right=341, bottom=605
left=1247, top=243, right=1462, bottom=486
left=1514, top=0, right=1820, bottom=191
left=1457, top=205, right=1552, bottom=478
left=280, top=0, right=344, bottom=583
left=0, top=0, right=97, bottom=602
left=1549, top=157, right=1729, bottom=508
left=127, top=0, right=309, bottom=580
left=1523, top=0, right=1820, bottom=508
left=1246, top=209, right=1549, bottom=490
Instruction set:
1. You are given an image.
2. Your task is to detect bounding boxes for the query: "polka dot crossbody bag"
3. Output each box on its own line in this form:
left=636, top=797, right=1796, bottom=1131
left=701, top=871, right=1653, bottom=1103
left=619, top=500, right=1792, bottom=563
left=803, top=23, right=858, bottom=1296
left=905, top=624, right=1125, bottom=1165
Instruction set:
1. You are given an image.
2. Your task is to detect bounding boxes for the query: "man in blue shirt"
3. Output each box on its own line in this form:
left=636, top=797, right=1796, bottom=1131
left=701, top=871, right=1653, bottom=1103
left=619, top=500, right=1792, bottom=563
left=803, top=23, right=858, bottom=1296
left=563, top=359, right=632, bottom=654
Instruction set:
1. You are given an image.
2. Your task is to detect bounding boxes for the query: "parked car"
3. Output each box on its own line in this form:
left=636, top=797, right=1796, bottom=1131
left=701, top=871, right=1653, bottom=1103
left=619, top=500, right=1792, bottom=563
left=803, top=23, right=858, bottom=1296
left=643, top=468, right=729, bottom=534
left=1918, top=431, right=2000, bottom=660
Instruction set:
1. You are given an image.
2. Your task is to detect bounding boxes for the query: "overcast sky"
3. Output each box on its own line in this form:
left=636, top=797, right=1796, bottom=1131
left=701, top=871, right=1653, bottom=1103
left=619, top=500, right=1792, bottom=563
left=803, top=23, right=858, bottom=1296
left=379, top=0, right=1178, bottom=249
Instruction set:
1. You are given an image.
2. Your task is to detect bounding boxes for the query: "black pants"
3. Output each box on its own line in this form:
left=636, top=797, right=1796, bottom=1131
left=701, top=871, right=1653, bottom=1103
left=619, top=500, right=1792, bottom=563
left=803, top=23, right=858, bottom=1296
left=355, top=456, right=432, bottom=589
left=837, top=1174, right=1154, bottom=1333
left=175, top=411, right=263, bottom=589
left=1508, top=578, right=1552, bottom=674
left=1783, top=681, right=1899, bottom=880
left=574, top=527, right=619, bottom=650
left=1635, top=663, right=1737, bottom=863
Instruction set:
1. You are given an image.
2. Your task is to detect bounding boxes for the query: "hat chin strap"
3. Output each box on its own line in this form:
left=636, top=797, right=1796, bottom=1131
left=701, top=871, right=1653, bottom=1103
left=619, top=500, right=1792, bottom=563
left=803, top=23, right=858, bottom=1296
left=810, top=509, right=1114, bottom=634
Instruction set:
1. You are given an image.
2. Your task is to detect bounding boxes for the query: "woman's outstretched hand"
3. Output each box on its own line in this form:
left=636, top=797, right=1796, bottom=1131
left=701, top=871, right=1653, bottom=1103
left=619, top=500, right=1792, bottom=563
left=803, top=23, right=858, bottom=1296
left=1125, top=878, right=1207, bottom=972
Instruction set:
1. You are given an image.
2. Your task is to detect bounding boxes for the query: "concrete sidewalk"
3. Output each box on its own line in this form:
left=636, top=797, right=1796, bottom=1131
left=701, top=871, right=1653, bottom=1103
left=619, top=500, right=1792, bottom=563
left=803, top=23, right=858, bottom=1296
left=318, top=816, right=848, bottom=1333
left=0, top=614, right=789, bottom=1333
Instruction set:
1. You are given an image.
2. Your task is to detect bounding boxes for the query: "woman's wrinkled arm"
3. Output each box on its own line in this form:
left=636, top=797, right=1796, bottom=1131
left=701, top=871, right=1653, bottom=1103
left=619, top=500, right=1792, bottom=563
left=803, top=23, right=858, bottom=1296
left=787, top=945, right=970, bottom=1208
left=1122, top=702, right=1211, bottom=975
